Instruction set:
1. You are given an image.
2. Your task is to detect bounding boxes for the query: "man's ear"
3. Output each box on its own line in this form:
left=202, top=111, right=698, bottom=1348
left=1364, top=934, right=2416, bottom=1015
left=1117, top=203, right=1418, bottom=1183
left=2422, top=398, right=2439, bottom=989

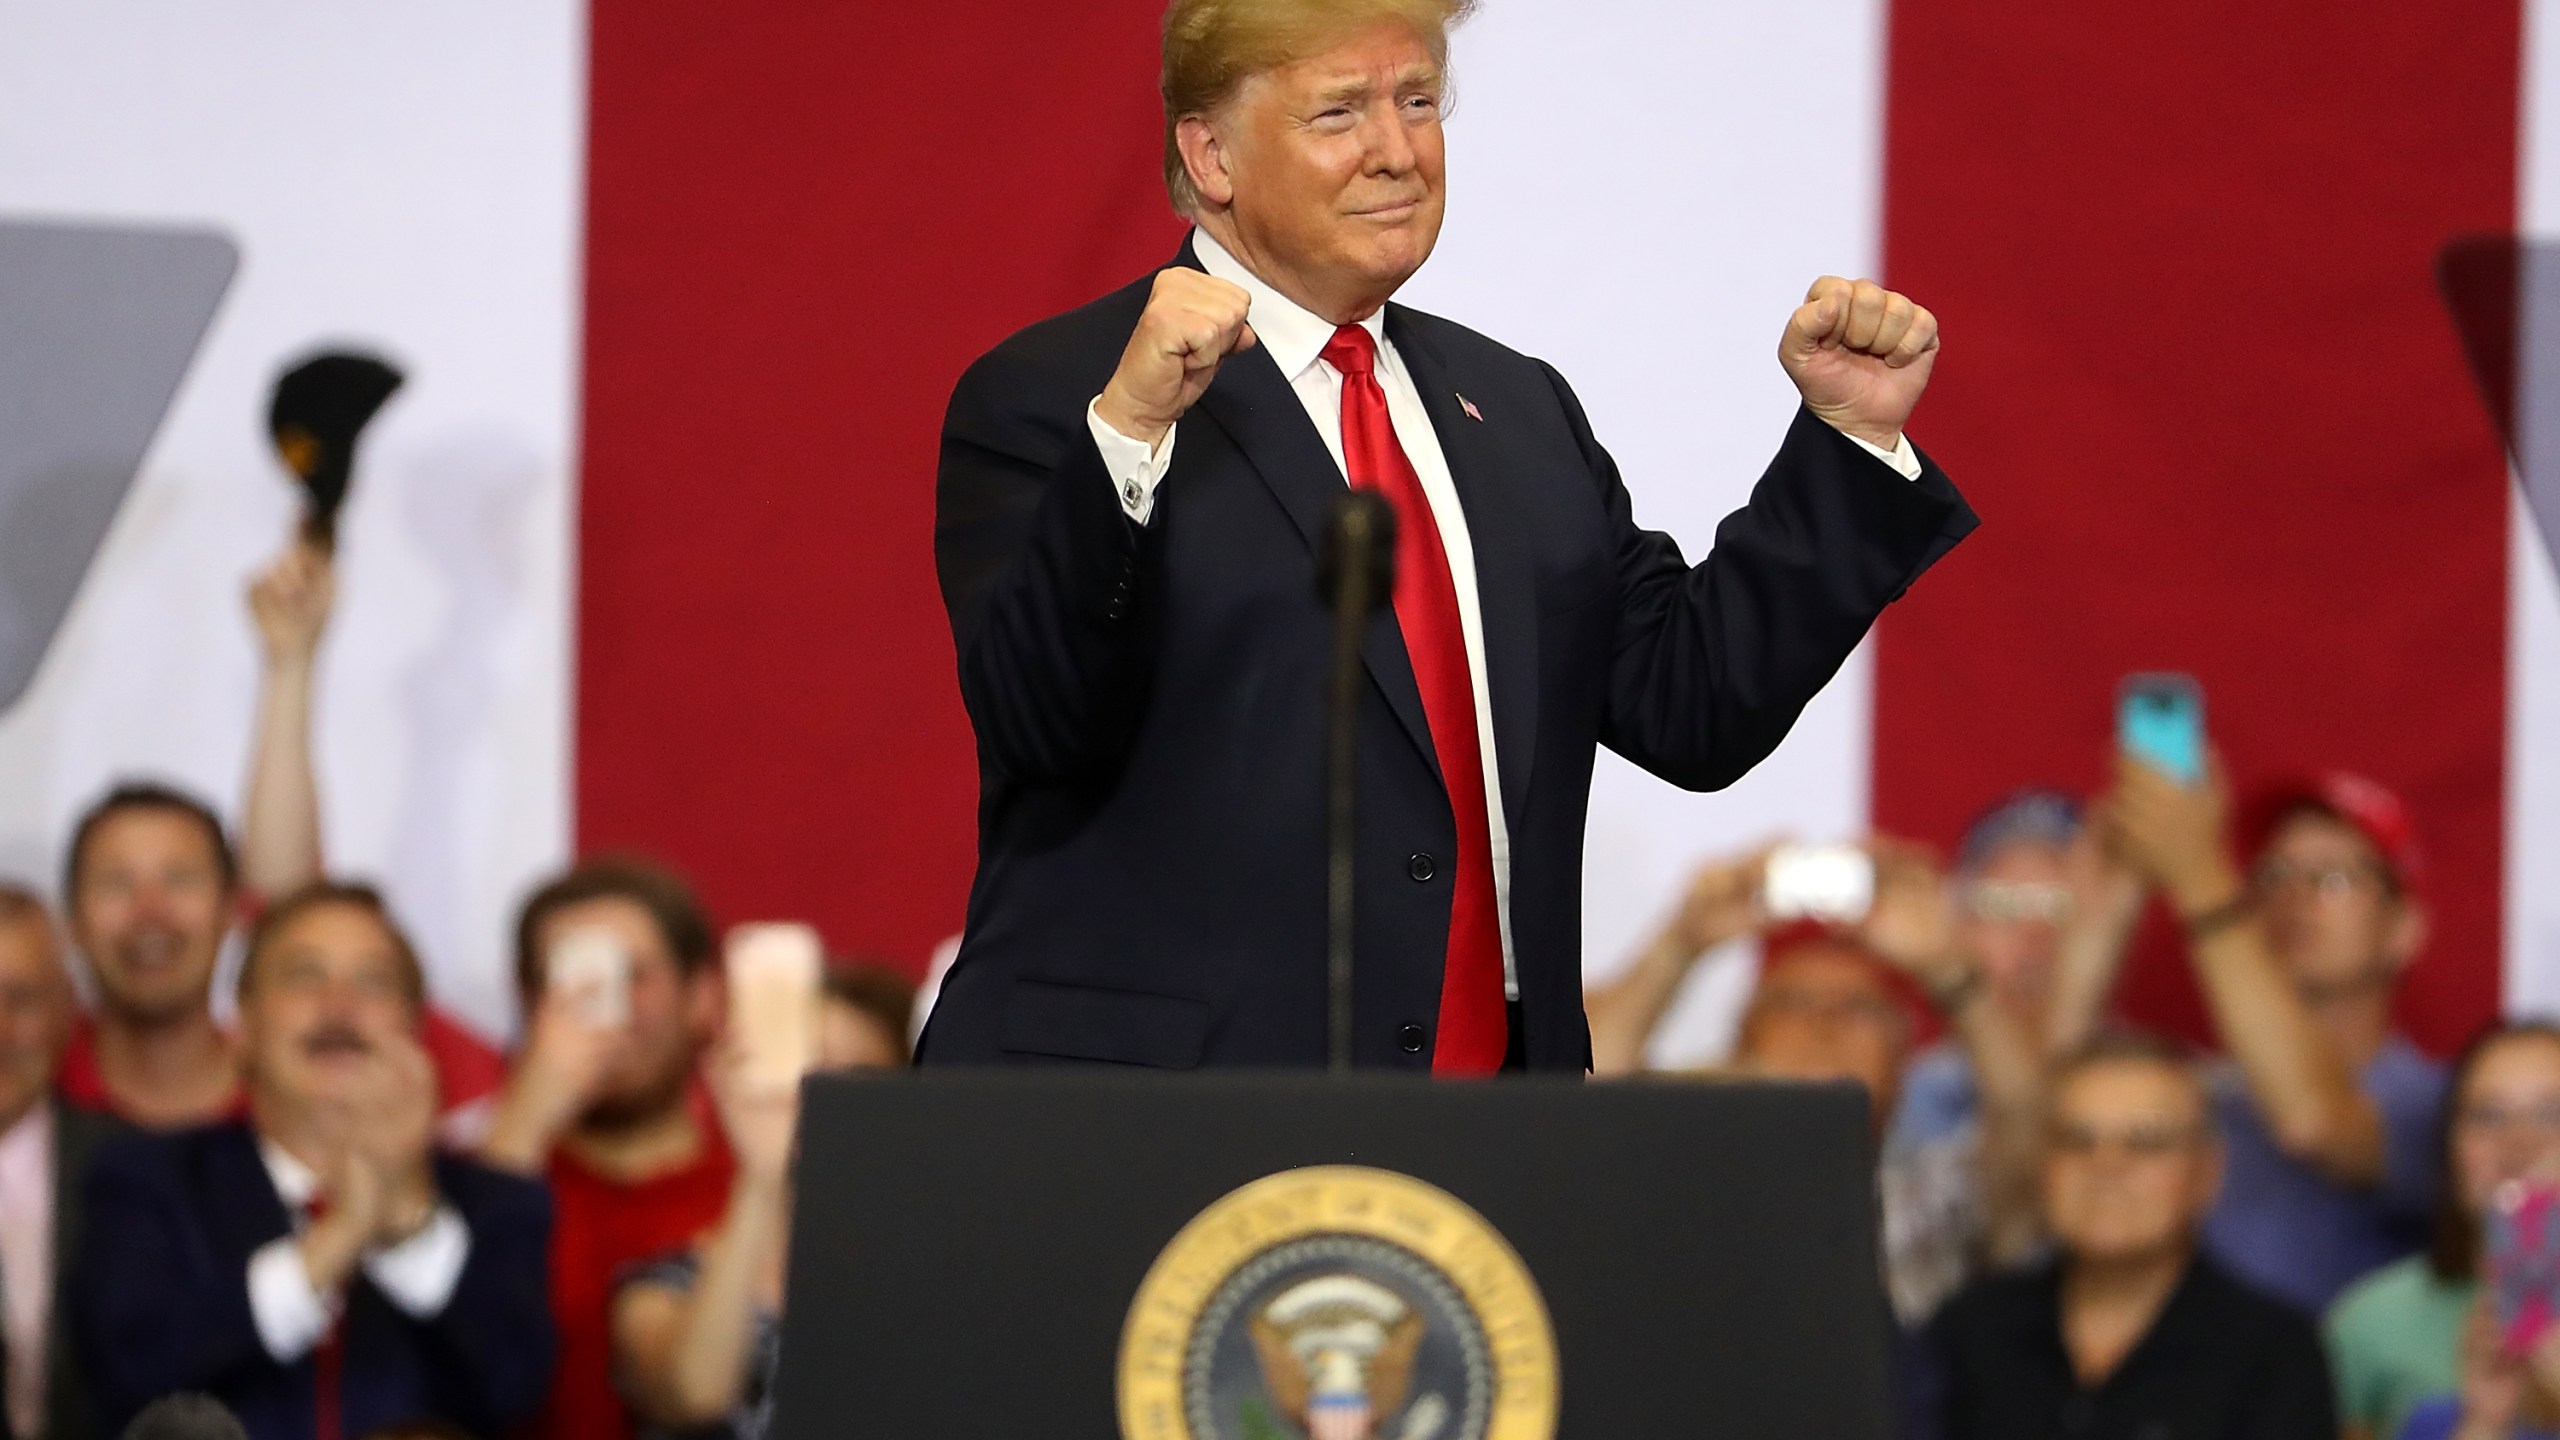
left=1177, top=113, right=1235, bottom=210
left=2193, top=1137, right=2227, bottom=1215
left=2386, top=898, right=2429, bottom=972
left=687, top=965, right=728, bottom=1039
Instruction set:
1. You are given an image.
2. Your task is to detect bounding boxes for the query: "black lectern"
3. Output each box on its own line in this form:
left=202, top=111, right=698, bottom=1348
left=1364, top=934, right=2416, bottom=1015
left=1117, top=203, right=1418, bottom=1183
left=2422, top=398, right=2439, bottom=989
left=771, top=1072, right=1895, bottom=1440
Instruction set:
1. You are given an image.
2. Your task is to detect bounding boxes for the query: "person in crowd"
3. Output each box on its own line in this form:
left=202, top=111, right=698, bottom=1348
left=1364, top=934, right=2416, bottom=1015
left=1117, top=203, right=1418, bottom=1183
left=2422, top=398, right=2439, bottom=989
left=72, top=882, right=554, bottom=1439
left=0, top=885, right=118, bottom=1440
left=2406, top=1309, right=2560, bottom=1440
left=234, top=536, right=508, bottom=1141
left=609, top=953, right=919, bottom=1438
left=1886, top=790, right=2144, bottom=1147
left=59, top=540, right=503, bottom=1132
left=2328, top=1022, right=2560, bottom=1440
left=1927, top=1032, right=2335, bottom=1439
left=816, top=960, right=916, bottom=1071
left=480, top=859, right=734, bottom=1440
left=1588, top=840, right=2041, bottom=1323
left=58, top=785, right=250, bottom=1128
left=2106, top=760, right=2445, bottom=1312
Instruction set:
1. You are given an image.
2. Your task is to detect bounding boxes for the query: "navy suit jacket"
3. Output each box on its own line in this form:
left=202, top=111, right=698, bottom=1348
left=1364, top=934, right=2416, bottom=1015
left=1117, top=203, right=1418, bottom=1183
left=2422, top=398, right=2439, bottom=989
left=922, top=238, right=1977, bottom=1073
left=70, top=1121, right=554, bottom=1440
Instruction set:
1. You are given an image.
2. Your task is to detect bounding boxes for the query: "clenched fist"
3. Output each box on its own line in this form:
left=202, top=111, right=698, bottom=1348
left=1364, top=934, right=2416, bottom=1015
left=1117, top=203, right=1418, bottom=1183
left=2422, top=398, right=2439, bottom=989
left=1093, top=270, right=1257, bottom=448
left=1778, top=276, right=1940, bottom=451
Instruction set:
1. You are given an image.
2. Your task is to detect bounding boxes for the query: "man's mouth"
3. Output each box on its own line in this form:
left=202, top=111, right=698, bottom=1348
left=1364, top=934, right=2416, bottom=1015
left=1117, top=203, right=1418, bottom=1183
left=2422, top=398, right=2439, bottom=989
left=117, top=930, right=186, bottom=974
left=1350, top=197, right=1422, bottom=220
left=303, top=1028, right=372, bottom=1059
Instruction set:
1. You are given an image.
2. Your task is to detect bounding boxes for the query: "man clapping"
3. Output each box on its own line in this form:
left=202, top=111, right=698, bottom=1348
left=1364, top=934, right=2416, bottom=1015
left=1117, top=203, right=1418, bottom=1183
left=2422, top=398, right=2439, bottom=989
left=72, top=884, right=552, bottom=1440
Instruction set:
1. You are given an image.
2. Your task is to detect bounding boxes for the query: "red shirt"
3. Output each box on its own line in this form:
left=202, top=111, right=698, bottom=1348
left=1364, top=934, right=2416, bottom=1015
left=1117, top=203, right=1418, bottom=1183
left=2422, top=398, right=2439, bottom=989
left=57, top=1006, right=508, bottom=1126
left=534, top=1116, right=737, bottom=1440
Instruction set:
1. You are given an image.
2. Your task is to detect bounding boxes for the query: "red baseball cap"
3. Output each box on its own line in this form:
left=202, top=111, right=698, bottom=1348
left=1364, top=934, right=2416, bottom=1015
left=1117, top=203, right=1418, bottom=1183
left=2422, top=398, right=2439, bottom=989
left=2241, top=770, right=2424, bottom=896
left=1756, top=921, right=1934, bottom=1035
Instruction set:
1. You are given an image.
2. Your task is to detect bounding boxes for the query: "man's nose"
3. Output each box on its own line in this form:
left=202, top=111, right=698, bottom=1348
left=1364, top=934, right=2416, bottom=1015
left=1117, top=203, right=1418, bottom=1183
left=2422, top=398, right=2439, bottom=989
left=1363, top=101, right=1416, bottom=175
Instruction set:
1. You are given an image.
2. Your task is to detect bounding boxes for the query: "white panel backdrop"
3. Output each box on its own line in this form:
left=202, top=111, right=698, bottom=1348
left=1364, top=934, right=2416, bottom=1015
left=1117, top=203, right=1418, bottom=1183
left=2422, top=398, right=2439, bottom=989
left=0, top=2, right=583, bottom=1038
left=1401, top=0, right=1890, bottom=1065
left=2513, top=0, right=2560, bottom=1015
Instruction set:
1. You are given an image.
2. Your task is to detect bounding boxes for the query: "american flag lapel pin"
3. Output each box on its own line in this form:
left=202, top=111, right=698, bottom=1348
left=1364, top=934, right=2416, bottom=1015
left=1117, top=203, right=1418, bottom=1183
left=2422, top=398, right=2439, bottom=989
left=1456, top=392, right=1483, bottom=422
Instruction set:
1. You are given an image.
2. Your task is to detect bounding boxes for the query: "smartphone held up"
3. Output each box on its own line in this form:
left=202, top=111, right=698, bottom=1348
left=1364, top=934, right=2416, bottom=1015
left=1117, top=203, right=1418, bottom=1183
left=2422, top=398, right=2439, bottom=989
left=2489, top=1179, right=2560, bottom=1356
left=1762, top=843, right=1875, bottom=926
left=547, top=926, right=632, bottom=1028
left=2118, top=672, right=2205, bottom=787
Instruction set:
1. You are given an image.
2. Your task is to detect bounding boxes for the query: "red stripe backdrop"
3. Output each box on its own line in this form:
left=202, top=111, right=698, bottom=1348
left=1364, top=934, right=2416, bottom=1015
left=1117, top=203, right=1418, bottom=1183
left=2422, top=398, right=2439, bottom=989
left=1873, top=1, right=2522, bottom=1052
left=581, top=5, right=1180, bottom=972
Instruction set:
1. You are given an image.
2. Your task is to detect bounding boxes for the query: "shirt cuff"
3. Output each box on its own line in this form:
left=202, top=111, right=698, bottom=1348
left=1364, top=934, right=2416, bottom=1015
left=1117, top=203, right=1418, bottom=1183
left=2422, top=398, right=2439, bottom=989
left=1086, top=399, right=1178, bottom=524
left=1843, top=429, right=1922, bottom=481
left=247, top=1238, right=336, bottom=1362
left=364, top=1205, right=471, bottom=1319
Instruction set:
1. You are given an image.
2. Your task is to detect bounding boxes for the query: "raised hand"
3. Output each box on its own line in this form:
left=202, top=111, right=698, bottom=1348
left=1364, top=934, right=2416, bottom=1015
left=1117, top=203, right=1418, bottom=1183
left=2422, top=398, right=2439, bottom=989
left=2063, top=801, right=2149, bottom=932
left=1778, top=276, right=1940, bottom=451
left=297, top=1138, right=386, bottom=1294
left=1858, top=838, right=1968, bottom=990
left=706, top=1039, right=801, bottom=1191
left=1667, top=846, right=1774, bottom=958
left=480, top=982, right=623, bottom=1172
left=2104, top=753, right=2243, bottom=915
left=1093, top=269, right=1258, bottom=447
left=349, top=1032, right=442, bottom=1243
left=247, top=539, right=337, bottom=670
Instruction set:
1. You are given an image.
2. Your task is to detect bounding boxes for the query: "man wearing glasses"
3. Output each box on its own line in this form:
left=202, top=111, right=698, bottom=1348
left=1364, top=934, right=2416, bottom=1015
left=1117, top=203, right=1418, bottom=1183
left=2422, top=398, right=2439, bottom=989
left=2107, top=763, right=2445, bottom=1314
left=1888, top=792, right=2149, bottom=1204
left=1926, top=1033, right=2335, bottom=1439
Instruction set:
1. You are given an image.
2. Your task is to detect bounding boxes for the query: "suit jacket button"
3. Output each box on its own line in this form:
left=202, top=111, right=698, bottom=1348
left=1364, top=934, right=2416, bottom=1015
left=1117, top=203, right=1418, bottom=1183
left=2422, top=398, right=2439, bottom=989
left=1104, top=599, right=1129, bottom=620
left=1397, top=1024, right=1426, bottom=1054
left=1407, top=853, right=1435, bottom=882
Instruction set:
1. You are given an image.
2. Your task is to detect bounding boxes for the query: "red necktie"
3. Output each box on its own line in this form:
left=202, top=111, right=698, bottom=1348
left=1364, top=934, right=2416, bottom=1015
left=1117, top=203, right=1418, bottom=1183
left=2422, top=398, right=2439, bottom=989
left=301, top=1194, right=344, bottom=1440
left=1321, top=324, right=1506, bottom=1074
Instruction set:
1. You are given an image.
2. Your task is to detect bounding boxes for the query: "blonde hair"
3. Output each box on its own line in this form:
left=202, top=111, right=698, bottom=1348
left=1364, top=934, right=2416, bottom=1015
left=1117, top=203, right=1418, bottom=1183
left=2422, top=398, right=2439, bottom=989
left=1160, top=0, right=1477, bottom=216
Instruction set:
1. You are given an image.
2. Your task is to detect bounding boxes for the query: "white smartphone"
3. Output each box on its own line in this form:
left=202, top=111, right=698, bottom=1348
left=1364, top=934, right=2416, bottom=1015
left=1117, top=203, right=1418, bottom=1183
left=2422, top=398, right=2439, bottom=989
left=547, top=925, right=632, bottom=1027
left=1762, top=843, right=1876, bottom=924
left=728, top=922, right=823, bottom=1093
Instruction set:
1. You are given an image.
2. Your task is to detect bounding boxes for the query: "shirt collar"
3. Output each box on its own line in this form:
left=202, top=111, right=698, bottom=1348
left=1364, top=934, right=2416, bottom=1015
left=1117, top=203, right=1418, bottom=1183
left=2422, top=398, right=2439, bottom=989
left=1189, top=227, right=1387, bottom=384
left=0, top=1097, right=49, bottom=1155
left=0, top=1100, right=50, bottom=1184
left=257, top=1135, right=321, bottom=1209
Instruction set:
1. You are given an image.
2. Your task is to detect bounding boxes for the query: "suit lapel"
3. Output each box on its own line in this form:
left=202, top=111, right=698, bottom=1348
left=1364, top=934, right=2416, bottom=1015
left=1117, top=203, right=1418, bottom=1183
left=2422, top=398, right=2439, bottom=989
left=1387, top=306, right=1540, bottom=825
left=205, top=1121, right=296, bottom=1259
left=1181, top=246, right=1439, bottom=777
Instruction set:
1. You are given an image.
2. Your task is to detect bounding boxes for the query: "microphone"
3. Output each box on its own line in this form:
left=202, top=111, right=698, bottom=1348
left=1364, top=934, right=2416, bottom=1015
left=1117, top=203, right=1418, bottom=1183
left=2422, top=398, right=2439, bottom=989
left=1315, top=492, right=1397, bottom=1074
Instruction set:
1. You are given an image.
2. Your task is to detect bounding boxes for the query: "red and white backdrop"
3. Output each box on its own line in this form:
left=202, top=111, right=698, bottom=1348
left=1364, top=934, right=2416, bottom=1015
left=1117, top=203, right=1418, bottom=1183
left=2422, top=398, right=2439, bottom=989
left=3, top=0, right=2554, bottom=1058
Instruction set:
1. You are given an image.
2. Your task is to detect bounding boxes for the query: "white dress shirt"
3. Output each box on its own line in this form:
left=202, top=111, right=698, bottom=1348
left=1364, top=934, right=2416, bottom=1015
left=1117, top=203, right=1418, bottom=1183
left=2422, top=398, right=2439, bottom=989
left=244, top=1139, right=471, bottom=1361
left=0, top=1100, right=54, bottom=1440
left=1086, top=228, right=1922, bottom=1002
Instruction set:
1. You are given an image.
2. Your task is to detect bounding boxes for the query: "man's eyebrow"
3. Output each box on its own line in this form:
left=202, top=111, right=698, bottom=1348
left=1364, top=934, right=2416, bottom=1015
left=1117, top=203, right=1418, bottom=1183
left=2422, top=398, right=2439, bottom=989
left=1308, top=66, right=1443, bottom=106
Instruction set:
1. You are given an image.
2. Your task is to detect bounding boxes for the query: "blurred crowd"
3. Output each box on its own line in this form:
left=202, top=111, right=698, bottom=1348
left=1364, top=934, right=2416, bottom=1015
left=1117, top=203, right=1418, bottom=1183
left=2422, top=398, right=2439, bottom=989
left=0, top=535, right=912, bottom=1440
left=3, top=528, right=2547, bottom=1440
left=1585, top=754, right=2549, bottom=1440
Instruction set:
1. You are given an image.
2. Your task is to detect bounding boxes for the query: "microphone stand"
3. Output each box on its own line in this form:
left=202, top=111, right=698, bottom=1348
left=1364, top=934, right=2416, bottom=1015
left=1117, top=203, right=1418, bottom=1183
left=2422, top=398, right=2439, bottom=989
left=1315, top=493, right=1397, bottom=1074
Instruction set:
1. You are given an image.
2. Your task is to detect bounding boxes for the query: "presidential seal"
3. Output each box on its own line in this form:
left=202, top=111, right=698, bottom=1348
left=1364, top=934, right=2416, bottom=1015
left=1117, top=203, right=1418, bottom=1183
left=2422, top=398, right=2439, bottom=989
left=1118, top=1166, right=1558, bottom=1440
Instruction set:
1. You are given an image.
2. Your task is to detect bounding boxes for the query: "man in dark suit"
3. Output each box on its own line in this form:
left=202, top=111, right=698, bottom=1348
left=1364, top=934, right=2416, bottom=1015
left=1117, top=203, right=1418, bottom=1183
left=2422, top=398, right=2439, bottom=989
left=924, top=0, right=1974, bottom=1074
left=73, top=884, right=552, bottom=1440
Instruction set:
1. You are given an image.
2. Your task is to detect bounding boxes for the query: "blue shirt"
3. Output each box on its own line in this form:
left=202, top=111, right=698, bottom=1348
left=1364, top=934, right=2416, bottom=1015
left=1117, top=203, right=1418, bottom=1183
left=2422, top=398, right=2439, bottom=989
left=2203, top=1035, right=2447, bottom=1314
left=1888, top=1044, right=1980, bottom=1153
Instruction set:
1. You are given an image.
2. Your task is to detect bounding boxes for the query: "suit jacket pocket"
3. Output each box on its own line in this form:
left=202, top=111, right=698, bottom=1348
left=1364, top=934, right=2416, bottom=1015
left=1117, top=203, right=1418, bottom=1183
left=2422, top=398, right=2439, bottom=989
left=999, top=977, right=1212, bottom=1068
